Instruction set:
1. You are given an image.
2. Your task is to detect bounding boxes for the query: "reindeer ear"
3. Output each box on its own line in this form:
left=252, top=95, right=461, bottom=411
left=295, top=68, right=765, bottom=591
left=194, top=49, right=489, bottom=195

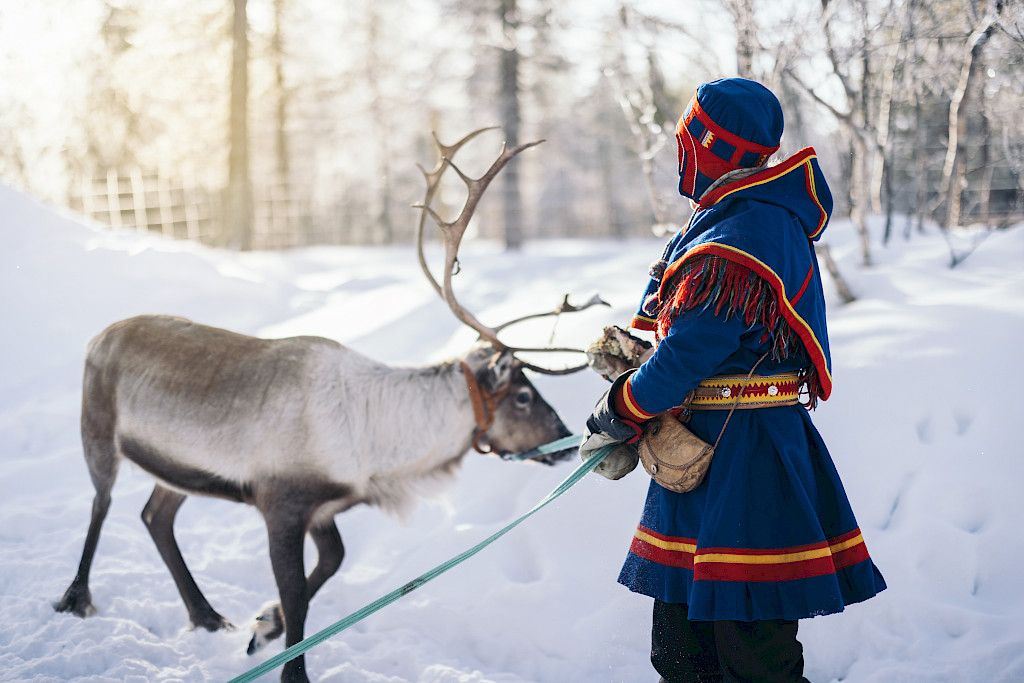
left=482, top=351, right=514, bottom=392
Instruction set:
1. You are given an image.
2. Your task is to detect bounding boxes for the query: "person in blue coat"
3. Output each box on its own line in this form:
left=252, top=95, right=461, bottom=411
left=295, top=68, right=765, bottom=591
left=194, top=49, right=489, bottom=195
left=581, top=78, right=886, bottom=682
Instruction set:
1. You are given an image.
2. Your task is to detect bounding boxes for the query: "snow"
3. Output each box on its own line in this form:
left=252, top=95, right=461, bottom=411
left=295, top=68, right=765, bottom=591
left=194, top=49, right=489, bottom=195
left=1, top=184, right=1022, bottom=682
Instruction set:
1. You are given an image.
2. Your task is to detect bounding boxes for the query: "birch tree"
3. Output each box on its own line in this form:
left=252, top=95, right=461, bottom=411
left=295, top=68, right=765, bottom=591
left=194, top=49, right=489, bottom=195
left=226, top=0, right=252, bottom=250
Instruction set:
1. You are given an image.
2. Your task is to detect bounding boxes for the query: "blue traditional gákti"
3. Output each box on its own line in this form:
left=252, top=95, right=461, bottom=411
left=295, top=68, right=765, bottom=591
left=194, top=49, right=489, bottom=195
left=616, top=79, right=886, bottom=622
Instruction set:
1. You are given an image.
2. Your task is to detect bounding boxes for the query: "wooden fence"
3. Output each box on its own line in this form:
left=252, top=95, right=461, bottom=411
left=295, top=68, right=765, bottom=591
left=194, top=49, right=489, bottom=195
left=71, top=169, right=218, bottom=242
left=69, top=168, right=315, bottom=249
left=68, top=165, right=1023, bottom=251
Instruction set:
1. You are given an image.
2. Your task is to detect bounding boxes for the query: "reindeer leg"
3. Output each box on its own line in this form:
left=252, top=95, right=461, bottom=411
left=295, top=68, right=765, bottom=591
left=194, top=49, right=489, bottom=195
left=248, top=519, right=344, bottom=655
left=55, top=400, right=119, bottom=617
left=53, top=485, right=113, bottom=617
left=141, top=484, right=233, bottom=631
left=261, top=499, right=313, bottom=683
left=307, top=521, right=345, bottom=598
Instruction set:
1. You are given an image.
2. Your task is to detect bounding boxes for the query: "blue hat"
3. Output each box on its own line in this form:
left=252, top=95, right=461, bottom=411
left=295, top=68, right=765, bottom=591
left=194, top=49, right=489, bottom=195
left=675, top=78, right=785, bottom=200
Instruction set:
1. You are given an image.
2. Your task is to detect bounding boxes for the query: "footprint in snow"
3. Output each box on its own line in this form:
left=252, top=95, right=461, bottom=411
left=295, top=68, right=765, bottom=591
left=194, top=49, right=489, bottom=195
left=958, top=509, right=987, bottom=534
left=880, top=474, right=913, bottom=530
left=954, top=411, right=973, bottom=436
left=915, top=416, right=933, bottom=444
left=498, top=539, right=543, bottom=584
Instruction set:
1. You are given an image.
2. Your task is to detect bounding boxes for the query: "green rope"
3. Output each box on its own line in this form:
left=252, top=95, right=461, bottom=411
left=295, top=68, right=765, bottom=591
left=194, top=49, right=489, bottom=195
left=229, top=434, right=603, bottom=683
left=506, top=433, right=585, bottom=461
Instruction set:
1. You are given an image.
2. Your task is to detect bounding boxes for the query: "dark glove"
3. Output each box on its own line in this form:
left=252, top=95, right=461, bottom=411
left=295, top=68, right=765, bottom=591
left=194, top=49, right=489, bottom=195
left=580, top=369, right=642, bottom=480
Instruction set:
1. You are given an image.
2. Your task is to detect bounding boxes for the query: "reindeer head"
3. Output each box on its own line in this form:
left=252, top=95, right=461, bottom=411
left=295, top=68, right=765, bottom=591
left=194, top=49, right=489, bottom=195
left=415, top=129, right=609, bottom=466
left=460, top=346, right=573, bottom=465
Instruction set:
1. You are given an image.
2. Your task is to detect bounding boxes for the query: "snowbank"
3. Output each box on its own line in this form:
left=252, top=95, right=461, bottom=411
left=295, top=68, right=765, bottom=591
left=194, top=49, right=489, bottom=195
left=1, top=185, right=1021, bottom=682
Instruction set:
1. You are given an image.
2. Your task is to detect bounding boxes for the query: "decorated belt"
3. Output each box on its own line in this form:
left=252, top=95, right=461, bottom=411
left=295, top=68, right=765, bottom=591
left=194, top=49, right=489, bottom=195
left=684, top=372, right=803, bottom=410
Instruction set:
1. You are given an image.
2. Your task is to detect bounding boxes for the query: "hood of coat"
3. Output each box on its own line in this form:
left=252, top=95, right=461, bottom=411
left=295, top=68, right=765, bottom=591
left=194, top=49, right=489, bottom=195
left=696, top=147, right=834, bottom=242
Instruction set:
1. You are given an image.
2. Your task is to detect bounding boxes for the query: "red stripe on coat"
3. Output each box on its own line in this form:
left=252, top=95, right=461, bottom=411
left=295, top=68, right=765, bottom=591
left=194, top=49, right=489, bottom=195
left=695, top=555, right=840, bottom=582
left=630, top=537, right=695, bottom=569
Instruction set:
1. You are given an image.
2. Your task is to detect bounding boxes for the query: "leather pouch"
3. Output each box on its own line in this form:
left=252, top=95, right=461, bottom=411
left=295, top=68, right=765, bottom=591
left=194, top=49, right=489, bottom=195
left=638, top=412, right=714, bottom=493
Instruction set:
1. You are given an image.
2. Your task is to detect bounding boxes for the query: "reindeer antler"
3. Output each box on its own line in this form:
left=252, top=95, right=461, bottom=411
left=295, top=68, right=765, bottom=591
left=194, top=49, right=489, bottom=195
left=414, top=129, right=609, bottom=374
left=493, top=293, right=610, bottom=334
left=415, top=127, right=497, bottom=298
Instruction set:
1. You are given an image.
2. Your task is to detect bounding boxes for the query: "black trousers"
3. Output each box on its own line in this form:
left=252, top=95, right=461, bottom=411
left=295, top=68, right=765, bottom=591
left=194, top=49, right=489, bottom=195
left=651, top=600, right=809, bottom=683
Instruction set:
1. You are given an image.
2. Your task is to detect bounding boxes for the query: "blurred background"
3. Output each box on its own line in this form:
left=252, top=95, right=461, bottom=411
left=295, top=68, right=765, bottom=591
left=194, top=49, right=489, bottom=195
left=3, top=5, right=1024, bottom=681
left=1, top=0, right=1022, bottom=257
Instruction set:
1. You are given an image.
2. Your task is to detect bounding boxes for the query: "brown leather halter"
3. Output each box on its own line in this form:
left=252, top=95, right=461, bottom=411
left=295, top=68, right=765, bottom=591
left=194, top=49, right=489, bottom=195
left=460, top=361, right=513, bottom=454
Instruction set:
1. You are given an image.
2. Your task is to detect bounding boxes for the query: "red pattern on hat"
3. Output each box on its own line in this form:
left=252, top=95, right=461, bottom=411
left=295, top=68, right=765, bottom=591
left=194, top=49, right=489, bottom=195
left=675, top=90, right=781, bottom=199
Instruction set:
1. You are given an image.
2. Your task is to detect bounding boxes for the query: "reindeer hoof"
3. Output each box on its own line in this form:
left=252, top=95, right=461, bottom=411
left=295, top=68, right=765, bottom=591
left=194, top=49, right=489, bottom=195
left=247, top=601, right=284, bottom=655
left=191, top=609, right=235, bottom=632
left=53, top=584, right=96, bottom=617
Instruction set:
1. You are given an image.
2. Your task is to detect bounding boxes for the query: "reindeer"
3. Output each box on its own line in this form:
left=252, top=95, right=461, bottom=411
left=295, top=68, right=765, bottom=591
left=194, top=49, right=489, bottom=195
left=53, top=129, right=605, bottom=683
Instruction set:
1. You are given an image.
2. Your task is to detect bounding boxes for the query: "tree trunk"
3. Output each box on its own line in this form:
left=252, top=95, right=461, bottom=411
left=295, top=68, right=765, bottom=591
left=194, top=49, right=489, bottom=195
left=226, top=0, right=252, bottom=250
left=596, top=130, right=625, bottom=238
left=874, top=30, right=903, bottom=245
left=731, top=0, right=756, bottom=79
left=645, top=48, right=674, bottom=127
left=816, top=243, right=856, bottom=304
left=942, top=20, right=996, bottom=229
left=882, top=144, right=895, bottom=244
left=499, top=0, right=523, bottom=251
left=977, top=62, right=993, bottom=225
left=272, top=0, right=288, bottom=183
left=850, top=137, right=872, bottom=266
left=367, top=3, right=393, bottom=243
left=908, top=92, right=927, bottom=238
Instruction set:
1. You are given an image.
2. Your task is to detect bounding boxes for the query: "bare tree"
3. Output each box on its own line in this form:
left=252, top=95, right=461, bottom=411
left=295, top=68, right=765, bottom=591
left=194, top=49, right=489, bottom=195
left=498, top=0, right=524, bottom=251
left=723, top=0, right=758, bottom=78
left=67, top=2, right=150, bottom=186
left=782, top=0, right=904, bottom=266
left=603, top=4, right=697, bottom=231
left=271, top=0, right=288, bottom=184
left=874, top=6, right=911, bottom=245
left=941, top=5, right=999, bottom=229
left=816, top=243, right=857, bottom=304
left=606, top=64, right=671, bottom=228
left=6, top=0, right=1023, bottom=252
left=365, top=1, right=394, bottom=243
left=226, top=0, right=252, bottom=250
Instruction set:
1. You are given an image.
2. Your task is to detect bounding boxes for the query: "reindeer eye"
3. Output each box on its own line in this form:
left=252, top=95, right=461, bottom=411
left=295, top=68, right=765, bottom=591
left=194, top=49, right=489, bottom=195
left=514, top=388, right=533, bottom=407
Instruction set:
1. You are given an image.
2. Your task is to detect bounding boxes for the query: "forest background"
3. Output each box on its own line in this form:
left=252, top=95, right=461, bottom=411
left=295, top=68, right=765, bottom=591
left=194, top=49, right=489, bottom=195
left=1, top=0, right=1022, bottom=266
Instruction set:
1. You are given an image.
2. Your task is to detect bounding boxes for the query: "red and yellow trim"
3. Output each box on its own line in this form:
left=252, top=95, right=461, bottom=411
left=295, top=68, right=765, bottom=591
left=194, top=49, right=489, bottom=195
left=656, top=242, right=833, bottom=399
left=688, top=373, right=801, bottom=409
left=801, top=155, right=829, bottom=239
left=682, top=94, right=780, bottom=160
left=615, top=375, right=658, bottom=422
left=697, top=147, right=824, bottom=239
left=630, top=314, right=657, bottom=332
left=630, top=526, right=870, bottom=582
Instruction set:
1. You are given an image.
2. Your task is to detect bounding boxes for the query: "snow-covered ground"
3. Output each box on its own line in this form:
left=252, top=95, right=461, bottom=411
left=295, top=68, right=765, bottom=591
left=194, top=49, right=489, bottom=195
left=1, top=183, right=1022, bottom=683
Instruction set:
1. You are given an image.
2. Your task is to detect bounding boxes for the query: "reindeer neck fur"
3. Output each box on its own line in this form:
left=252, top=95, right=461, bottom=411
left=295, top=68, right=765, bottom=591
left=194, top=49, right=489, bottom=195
left=319, top=350, right=480, bottom=514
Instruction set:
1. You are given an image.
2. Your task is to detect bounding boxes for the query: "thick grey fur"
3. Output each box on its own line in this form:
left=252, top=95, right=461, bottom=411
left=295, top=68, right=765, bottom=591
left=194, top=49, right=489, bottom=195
left=53, top=315, right=571, bottom=683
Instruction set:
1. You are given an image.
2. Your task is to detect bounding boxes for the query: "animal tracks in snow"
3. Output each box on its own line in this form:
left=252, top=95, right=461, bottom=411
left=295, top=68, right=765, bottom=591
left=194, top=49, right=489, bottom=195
left=954, top=411, right=974, bottom=436
left=879, top=474, right=912, bottom=530
left=914, top=409, right=976, bottom=445
left=496, top=538, right=544, bottom=585
left=915, top=416, right=933, bottom=444
left=5, top=194, right=1022, bottom=682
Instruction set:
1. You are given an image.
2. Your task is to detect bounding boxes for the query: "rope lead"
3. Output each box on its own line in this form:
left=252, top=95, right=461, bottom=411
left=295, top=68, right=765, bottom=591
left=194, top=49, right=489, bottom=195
left=230, top=434, right=600, bottom=683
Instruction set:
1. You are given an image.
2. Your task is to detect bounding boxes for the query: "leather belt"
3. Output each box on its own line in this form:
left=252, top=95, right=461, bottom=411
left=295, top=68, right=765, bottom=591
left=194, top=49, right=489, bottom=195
left=684, top=372, right=802, bottom=410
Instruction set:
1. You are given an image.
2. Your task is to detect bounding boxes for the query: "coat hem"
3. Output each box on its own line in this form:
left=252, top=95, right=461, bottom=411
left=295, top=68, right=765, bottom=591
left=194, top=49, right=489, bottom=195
left=617, top=554, right=886, bottom=622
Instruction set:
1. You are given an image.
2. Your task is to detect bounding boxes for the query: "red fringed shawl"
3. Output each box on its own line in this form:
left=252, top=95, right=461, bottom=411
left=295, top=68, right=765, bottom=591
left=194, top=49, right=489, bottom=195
left=653, top=254, right=821, bottom=408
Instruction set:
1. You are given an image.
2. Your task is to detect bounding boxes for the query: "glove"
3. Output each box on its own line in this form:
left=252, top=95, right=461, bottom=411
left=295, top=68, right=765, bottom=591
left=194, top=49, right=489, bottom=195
left=580, top=369, right=643, bottom=480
